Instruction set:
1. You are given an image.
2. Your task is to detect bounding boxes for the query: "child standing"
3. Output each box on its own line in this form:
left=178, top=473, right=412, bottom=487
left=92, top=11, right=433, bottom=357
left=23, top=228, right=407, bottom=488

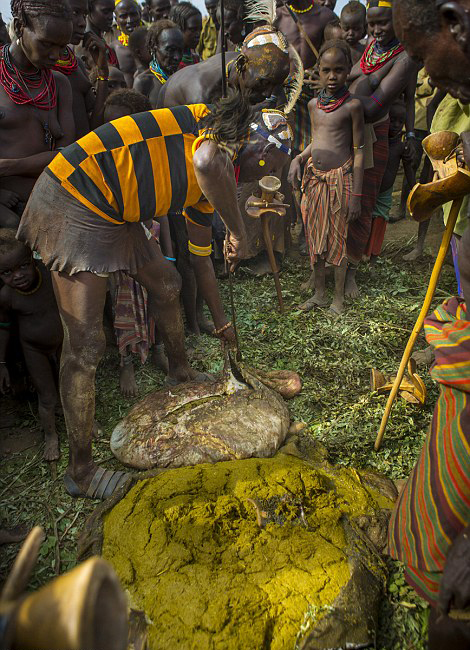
left=289, top=40, right=365, bottom=315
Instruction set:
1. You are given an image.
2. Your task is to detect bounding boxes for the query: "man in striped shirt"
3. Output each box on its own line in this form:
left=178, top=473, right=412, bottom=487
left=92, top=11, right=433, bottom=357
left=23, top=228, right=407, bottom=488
left=17, top=100, right=292, bottom=500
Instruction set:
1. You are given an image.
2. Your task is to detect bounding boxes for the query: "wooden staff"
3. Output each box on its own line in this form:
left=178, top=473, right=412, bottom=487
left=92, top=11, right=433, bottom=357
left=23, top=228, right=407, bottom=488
left=374, top=197, right=462, bottom=451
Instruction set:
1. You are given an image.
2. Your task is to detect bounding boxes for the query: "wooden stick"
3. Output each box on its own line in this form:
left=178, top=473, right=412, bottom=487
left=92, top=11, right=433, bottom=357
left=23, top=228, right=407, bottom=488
left=374, top=197, right=463, bottom=451
left=261, top=212, right=284, bottom=313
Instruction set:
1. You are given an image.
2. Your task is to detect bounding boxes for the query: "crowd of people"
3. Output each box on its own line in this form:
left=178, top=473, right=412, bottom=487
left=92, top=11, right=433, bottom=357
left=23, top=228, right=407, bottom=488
left=2, top=0, right=470, bottom=644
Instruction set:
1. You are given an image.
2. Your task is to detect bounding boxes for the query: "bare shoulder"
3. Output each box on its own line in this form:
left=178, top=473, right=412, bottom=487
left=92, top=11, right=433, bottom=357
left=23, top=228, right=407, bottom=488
left=317, top=5, right=336, bottom=26
left=52, top=70, right=72, bottom=93
left=193, top=139, right=231, bottom=174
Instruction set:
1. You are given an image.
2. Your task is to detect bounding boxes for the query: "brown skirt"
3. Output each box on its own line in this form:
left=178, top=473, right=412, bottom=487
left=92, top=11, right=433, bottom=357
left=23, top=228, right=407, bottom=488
left=17, top=172, right=160, bottom=276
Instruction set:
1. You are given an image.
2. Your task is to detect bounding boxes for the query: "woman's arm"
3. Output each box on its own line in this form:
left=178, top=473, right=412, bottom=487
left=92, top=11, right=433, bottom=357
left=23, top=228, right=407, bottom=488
left=349, top=99, right=365, bottom=223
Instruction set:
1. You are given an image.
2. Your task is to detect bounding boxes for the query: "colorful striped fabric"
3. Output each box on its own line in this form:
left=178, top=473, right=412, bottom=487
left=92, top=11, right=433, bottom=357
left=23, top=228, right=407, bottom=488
left=300, top=158, right=352, bottom=267
left=347, top=119, right=389, bottom=264
left=388, top=297, right=470, bottom=605
left=46, top=104, right=213, bottom=225
left=293, top=89, right=314, bottom=155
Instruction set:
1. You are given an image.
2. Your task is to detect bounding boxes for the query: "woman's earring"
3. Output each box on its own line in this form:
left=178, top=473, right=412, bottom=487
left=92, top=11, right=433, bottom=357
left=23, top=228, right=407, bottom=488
left=259, top=159, right=265, bottom=167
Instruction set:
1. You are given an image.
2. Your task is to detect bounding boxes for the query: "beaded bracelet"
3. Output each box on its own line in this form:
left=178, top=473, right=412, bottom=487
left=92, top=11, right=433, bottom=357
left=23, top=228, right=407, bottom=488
left=165, top=256, right=176, bottom=262
left=97, top=75, right=109, bottom=82
left=213, top=321, right=232, bottom=337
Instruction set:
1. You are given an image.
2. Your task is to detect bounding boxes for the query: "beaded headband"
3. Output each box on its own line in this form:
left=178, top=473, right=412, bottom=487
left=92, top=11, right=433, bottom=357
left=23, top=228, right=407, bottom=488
left=115, top=0, right=139, bottom=6
left=243, top=26, right=289, bottom=54
left=366, top=0, right=392, bottom=7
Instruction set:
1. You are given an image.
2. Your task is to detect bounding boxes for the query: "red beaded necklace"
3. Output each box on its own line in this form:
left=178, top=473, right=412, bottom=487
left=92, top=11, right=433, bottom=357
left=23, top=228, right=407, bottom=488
left=52, top=46, right=78, bottom=75
left=317, top=86, right=351, bottom=112
left=106, top=43, right=119, bottom=67
left=0, top=44, right=57, bottom=110
left=360, top=38, right=404, bottom=75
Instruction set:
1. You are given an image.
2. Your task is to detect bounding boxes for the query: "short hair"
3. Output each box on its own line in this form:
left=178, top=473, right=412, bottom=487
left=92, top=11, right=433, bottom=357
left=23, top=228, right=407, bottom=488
left=323, top=18, right=342, bottom=40
left=340, top=0, right=366, bottom=21
left=11, top=0, right=72, bottom=24
left=318, top=38, right=352, bottom=68
left=169, top=1, right=201, bottom=31
left=0, top=229, right=29, bottom=257
left=146, top=18, right=179, bottom=52
left=397, top=0, right=439, bottom=35
left=128, top=25, right=148, bottom=55
left=104, top=88, right=152, bottom=113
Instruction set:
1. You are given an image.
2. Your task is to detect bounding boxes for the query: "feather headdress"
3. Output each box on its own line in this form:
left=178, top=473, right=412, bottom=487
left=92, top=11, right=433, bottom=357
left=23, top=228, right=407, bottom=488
left=284, top=44, right=304, bottom=114
left=244, top=0, right=277, bottom=25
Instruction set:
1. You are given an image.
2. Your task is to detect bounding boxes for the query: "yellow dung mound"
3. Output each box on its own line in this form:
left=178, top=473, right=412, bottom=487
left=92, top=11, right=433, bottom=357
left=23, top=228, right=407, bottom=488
left=103, top=450, right=393, bottom=649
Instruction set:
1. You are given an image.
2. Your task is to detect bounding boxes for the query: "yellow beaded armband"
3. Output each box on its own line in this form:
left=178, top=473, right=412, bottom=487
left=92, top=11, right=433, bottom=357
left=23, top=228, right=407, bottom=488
left=188, top=241, right=212, bottom=256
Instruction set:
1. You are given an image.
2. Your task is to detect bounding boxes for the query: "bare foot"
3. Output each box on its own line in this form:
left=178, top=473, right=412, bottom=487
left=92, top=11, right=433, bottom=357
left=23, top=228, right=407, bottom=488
left=403, top=248, right=423, bottom=262
left=43, top=432, right=60, bottom=461
left=298, top=292, right=328, bottom=311
left=244, top=257, right=273, bottom=277
left=151, top=344, right=169, bottom=374
left=120, top=363, right=138, bottom=398
left=329, top=299, right=344, bottom=315
left=167, top=366, right=213, bottom=385
left=344, top=273, right=360, bottom=299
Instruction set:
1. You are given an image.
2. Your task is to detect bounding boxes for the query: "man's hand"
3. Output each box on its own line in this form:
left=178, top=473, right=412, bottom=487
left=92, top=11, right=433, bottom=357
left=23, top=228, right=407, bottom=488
left=288, top=157, right=303, bottom=190
left=347, top=195, right=361, bottom=223
left=225, top=232, right=248, bottom=272
left=403, top=137, right=421, bottom=169
left=439, top=526, right=470, bottom=615
left=82, top=32, right=109, bottom=77
left=0, top=188, right=19, bottom=208
left=0, top=364, right=10, bottom=394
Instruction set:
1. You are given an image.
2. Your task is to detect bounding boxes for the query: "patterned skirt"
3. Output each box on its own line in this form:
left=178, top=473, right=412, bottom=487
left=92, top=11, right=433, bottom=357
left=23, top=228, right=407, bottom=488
left=388, top=297, right=470, bottom=605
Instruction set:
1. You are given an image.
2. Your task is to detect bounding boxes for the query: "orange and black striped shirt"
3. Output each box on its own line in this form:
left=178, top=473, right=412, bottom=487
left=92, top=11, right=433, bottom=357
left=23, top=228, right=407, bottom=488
left=46, top=103, right=214, bottom=226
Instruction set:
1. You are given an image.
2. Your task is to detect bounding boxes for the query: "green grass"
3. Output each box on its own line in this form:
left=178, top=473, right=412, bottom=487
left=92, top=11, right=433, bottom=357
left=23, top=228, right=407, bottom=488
left=0, top=238, right=456, bottom=649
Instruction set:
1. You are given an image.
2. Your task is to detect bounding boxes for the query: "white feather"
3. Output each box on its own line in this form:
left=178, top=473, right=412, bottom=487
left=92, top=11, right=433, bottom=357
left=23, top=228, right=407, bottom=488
left=284, top=44, right=304, bottom=114
left=244, top=0, right=276, bottom=25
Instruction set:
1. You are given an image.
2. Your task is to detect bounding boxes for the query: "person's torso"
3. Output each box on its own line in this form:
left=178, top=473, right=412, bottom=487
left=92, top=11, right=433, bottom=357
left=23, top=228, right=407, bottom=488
left=46, top=103, right=211, bottom=223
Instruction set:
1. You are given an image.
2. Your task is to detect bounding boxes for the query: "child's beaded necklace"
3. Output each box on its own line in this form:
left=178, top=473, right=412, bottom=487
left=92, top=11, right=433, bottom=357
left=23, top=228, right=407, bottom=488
left=317, top=86, right=351, bottom=112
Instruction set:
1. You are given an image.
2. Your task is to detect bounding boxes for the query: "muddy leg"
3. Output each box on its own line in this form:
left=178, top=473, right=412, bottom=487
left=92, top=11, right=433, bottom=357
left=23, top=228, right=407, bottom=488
left=51, top=271, right=108, bottom=492
left=330, top=259, right=347, bottom=315
left=131, top=239, right=202, bottom=382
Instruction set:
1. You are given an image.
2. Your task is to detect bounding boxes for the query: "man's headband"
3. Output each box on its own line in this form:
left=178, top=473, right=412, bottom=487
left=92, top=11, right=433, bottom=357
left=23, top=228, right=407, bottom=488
left=366, top=0, right=392, bottom=8
left=115, top=0, right=139, bottom=7
left=250, top=110, right=292, bottom=156
left=243, top=26, right=289, bottom=54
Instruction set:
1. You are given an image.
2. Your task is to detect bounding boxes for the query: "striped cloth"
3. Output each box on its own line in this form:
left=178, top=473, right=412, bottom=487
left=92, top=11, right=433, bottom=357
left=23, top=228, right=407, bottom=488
left=347, top=119, right=389, bottom=264
left=388, top=297, right=470, bottom=606
left=365, top=186, right=393, bottom=257
left=113, top=222, right=160, bottom=363
left=46, top=104, right=213, bottom=225
left=300, top=158, right=352, bottom=267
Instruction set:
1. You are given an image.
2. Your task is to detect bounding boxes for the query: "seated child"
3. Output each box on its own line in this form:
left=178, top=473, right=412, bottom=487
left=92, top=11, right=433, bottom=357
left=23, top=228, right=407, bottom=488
left=0, top=230, right=62, bottom=461
left=102, top=89, right=171, bottom=397
left=288, top=40, right=365, bottom=315
left=365, top=98, right=415, bottom=260
left=340, top=1, right=367, bottom=65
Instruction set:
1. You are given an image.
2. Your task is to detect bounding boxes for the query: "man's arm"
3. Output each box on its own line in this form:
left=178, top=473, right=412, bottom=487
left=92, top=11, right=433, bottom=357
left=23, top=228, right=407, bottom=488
left=193, top=140, right=246, bottom=241
left=83, top=33, right=110, bottom=129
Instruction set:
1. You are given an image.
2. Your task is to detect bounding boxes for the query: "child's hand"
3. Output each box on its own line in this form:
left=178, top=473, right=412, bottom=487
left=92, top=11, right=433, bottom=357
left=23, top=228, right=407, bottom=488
left=0, top=364, right=10, bottom=394
left=347, top=196, right=361, bottom=223
left=288, top=157, right=303, bottom=190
